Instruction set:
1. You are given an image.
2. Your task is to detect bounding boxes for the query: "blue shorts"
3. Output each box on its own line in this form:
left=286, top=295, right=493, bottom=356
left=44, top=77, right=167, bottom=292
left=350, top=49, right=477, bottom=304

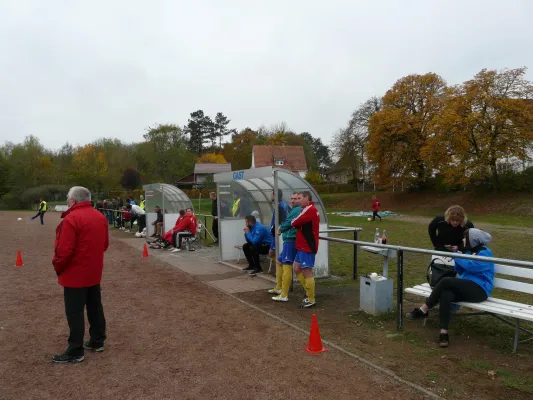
left=294, top=251, right=316, bottom=268
left=277, top=241, right=297, bottom=265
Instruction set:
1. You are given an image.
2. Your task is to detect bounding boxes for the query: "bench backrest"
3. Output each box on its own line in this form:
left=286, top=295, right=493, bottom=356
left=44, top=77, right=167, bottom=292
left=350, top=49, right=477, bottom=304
left=494, top=264, right=533, bottom=295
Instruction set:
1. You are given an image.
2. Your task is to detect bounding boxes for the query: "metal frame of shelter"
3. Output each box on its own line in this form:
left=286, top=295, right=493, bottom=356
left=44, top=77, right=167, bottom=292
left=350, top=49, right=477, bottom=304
left=142, top=183, right=194, bottom=236
left=213, top=166, right=330, bottom=278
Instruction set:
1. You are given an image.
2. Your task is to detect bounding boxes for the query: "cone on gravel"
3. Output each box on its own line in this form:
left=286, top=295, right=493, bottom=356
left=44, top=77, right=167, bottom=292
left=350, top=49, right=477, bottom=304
left=306, top=314, right=327, bottom=354
left=15, top=250, right=24, bottom=267
left=142, top=244, right=149, bottom=258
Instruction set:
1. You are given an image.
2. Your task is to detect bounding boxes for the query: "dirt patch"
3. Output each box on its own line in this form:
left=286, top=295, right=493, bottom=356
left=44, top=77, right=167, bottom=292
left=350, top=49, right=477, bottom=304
left=0, top=212, right=427, bottom=400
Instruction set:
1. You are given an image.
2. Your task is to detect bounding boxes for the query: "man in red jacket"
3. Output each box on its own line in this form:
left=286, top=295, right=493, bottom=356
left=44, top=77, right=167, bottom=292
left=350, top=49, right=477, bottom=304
left=51, top=186, right=109, bottom=363
left=170, top=209, right=197, bottom=253
left=291, top=191, right=320, bottom=309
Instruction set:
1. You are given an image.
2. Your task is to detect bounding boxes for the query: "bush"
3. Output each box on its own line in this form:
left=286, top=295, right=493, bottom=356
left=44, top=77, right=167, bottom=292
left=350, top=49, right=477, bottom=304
left=0, top=192, right=25, bottom=210
left=20, top=185, right=70, bottom=206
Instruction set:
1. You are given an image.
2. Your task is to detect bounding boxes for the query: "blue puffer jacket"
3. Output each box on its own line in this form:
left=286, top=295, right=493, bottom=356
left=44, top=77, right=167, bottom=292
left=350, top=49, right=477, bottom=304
left=245, top=222, right=272, bottom=246
left=454, top=229, right=495, bottom=296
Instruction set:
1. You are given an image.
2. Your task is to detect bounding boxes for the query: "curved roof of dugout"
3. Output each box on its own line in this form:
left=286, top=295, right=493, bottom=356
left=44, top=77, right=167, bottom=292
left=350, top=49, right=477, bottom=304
left=213, top=166, right=328, bottom=224
left=142, top=183, right=194, bottom=214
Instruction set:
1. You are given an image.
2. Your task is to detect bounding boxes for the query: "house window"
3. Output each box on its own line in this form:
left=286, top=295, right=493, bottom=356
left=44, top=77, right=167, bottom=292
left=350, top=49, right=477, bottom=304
left=275, top=160, right=284, bottom=166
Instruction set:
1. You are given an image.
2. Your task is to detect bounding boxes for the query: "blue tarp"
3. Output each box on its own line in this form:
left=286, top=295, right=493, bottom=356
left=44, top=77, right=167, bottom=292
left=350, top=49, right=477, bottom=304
left=328, top=211, right=400, bottom=218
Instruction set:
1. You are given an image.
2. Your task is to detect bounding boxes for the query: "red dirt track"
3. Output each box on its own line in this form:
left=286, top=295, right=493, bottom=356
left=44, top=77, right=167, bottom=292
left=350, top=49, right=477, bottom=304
left=0, top=212, right=428, bottom=400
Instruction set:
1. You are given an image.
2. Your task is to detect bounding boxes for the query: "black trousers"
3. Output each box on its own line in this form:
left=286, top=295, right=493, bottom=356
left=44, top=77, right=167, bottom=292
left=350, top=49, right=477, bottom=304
left=32, top=210, right=46, bottom=224
left=172, top=231, right=193, bottom=248
left=64, top=284, right=106, bottom=356
left=426, top=277, right=487, bottom=330
left=137, top=215, right=146, bottom=233
left=212, top=217, right=219, bottom=240
left=372, top=210, right=381, bottom=221
left=242, top=242, right=270, bottom=270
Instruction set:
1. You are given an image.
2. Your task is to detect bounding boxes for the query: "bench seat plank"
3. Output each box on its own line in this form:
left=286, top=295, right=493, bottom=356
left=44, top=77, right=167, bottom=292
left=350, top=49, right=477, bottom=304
left=406, top=286, right=533, bottom=322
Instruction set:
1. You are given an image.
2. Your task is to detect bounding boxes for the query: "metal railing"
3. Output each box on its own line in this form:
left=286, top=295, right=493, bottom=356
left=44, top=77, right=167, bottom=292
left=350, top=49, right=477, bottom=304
left=319, top=226, right=363, bottom=280
left=318, top=235, right=533, bottom=331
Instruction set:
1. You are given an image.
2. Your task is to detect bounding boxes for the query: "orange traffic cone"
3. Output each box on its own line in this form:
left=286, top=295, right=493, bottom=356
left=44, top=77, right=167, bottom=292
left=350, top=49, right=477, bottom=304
left=142, top=244, right=149, bottom=258
left=305, top=314, right=327, bottom=354
left=15, top=250, right=24, bottom=267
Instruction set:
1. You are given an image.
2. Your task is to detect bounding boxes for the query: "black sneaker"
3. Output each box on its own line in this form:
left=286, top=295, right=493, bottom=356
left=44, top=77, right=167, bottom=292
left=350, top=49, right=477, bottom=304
left=248, top=269, right=262, bottom=276
left=299, top=299, right=316, bottom=308
left=84, top=341, right=104, bottom=352
left=406, top=308, right=428, bottom=320
left=52, top=351, right=84, bottom=364
left=439, top=333, right=449, bottom=348
left=242, top=266, right=255, bottom=272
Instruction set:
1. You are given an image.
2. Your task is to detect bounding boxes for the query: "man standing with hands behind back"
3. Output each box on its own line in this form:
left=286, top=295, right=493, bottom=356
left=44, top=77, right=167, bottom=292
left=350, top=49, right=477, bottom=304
left=51, top=186, right=109, bottom=363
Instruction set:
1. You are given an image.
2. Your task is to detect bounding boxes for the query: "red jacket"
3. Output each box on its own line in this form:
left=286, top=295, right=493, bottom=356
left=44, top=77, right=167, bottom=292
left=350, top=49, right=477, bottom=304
left=162, top=215, right=196, bottom=242
left=291, top=202, right=320, bottom=254
left=372, top=199, right=380, bottom=211
left=53, top=201, right=109, bottom=288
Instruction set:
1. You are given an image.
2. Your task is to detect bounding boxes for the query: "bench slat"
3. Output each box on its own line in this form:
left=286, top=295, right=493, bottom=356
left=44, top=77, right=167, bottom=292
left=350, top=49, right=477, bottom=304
left=407, top=285, right=533, bottom=313
left=494, top=277, right=533, bottom=295
left=405, top=288, right=533, bottom=322
left=495, top=264, right=533, bottom=280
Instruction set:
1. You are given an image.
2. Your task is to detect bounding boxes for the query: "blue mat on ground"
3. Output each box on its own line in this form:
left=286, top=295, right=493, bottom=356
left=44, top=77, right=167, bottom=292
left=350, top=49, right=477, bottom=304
left=328, top=211, right=400, bottom=218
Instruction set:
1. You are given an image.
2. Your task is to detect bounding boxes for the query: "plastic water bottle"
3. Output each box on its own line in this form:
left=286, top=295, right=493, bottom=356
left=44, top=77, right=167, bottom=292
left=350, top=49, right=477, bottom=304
left=374, top=228, right=381, bottom=244
left=382, top=230, right=387, bottom=245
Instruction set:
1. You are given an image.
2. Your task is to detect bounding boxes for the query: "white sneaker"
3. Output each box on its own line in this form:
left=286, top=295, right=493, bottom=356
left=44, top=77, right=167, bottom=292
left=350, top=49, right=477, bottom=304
left=268, top=288, right=282, bottom=295
left=171, top=248, right=181, bottom=253
left=272, top=295, right=288, bottom=302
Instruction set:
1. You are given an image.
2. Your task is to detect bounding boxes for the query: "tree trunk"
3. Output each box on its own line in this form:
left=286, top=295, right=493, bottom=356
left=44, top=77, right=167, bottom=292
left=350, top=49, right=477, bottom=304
left=490, top=160, right=500, bottom=191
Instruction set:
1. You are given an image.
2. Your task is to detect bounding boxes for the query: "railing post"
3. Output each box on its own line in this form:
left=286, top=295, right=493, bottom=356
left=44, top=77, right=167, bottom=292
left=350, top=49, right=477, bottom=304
left=204, top=216, right=207, bottom=239
left=396, top=249, right=404, bottom=331
left=353, top=230, right=358, bottom=280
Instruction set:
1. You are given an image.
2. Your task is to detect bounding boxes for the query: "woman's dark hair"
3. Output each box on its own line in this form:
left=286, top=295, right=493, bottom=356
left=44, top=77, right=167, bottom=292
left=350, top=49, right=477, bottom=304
left=179, top=209, right=185, bottom=216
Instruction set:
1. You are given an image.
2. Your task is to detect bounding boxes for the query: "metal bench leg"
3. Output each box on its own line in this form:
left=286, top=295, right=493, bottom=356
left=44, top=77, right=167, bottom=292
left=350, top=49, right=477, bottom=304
left=513, top=318, right=520, bottom=354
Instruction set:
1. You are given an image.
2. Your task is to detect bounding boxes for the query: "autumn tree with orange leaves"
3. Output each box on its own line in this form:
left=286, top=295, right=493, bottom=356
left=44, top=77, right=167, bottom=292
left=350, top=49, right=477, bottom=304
left=367, top=73, right=447, bottom=188
left=424, top=68, right=533, bottom=189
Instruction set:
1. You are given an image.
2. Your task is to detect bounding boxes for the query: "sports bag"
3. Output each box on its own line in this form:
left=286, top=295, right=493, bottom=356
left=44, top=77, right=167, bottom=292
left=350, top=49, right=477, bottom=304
left=427, top=255, right=456, bottom=288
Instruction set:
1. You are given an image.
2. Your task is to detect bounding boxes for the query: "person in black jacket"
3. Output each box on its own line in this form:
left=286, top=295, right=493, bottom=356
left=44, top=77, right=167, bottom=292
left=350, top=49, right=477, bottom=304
left=151, top=206, right=164, bottom=237
left=209, top=192, right=219, bottom=241
left=428, top=205, right=474, bottom=252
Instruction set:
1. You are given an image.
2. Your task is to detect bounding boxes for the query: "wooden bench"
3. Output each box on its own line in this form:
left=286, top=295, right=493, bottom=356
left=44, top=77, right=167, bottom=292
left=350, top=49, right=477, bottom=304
left=405, top=263, right=533, bottom=353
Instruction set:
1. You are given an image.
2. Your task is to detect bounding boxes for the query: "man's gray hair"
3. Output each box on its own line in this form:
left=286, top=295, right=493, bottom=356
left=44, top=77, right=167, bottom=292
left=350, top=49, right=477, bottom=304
left=68, top=186, right=92, bottom=203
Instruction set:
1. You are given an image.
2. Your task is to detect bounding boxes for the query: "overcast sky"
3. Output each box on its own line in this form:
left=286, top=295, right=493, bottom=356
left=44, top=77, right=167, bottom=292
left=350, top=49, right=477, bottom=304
left=1, top=0, right=532, bottom=150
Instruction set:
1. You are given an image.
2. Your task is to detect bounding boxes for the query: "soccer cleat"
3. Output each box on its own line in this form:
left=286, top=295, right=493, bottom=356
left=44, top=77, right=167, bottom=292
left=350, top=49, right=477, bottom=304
left=268, top=288, right=282, bottom=295
left=242, top=266, right=254, bottom=272
left=51, top=351, right=84, bottom=364
left=299, top=299, right=316, bottom=308
left=248, top=269, right=262, bottom=276
left=272, top=295, right=289, bottom=302
left=84, top=341, right=104, bottom=352
left=439, top=333, right=449, bottom=348
left=171, top=248, right=181, bottom=253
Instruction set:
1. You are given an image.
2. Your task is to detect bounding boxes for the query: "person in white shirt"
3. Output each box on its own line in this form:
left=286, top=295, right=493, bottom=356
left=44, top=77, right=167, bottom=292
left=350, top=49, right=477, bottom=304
left=127, top=204, right=146, bottom=233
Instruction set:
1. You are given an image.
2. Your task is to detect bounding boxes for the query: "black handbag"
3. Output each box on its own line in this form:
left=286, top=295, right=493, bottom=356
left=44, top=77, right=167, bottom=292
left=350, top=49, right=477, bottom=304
left=427, top=258, right=456, bottom=288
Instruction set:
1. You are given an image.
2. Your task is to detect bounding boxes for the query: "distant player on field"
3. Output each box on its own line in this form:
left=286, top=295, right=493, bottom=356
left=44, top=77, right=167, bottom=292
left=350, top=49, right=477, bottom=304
left=371, top=195, right=382, bottom=221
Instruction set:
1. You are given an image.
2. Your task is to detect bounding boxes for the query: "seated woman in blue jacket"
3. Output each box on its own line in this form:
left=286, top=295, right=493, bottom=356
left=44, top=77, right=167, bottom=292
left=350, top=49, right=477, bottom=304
left=242, top=215, right=272, bottom=276
left=407, top=228, right=494, bottom=348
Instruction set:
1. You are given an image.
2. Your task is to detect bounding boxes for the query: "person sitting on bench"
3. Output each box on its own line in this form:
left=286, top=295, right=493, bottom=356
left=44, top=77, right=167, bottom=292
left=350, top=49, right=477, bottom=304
left=151, top=206, right=164, bottom=237
left=407, top=228, right=494, bottom=348
left=170, top=209, right=197, bottom=253
left=242, top=215, right=272, bottom=276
